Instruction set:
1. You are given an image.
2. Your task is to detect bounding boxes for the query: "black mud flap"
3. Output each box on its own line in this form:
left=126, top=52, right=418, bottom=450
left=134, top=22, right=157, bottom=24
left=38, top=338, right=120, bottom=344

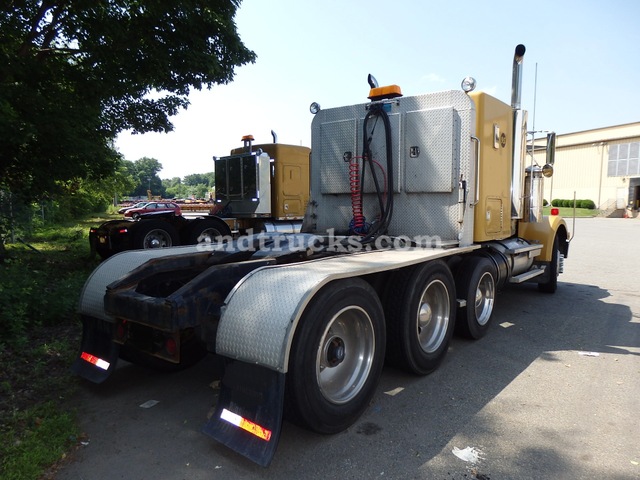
left=202, top=361, right=285, bottom=467
left=71, top=316, right=119, bottom=383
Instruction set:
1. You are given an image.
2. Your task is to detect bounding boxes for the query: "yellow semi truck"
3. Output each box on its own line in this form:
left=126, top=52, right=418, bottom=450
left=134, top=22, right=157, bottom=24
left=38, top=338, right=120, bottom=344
left=89, top=136, right=310, bottom=258
left=73, top=44, right=569, bottom=466
left=212, top=134, right=310, bottom=235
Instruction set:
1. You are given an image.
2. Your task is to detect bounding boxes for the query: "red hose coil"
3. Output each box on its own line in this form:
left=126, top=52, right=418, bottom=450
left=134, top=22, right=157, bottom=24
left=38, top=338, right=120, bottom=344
left=349, top=157, right=364, bottom=231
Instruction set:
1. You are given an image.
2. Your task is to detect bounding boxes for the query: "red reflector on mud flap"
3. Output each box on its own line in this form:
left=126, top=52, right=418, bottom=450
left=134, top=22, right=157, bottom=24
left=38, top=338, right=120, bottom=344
left=201, top=362, right=285, bottom=467
left=80, top=351, right=110, bottom=370
left=220, top=408, right=272, bottom=441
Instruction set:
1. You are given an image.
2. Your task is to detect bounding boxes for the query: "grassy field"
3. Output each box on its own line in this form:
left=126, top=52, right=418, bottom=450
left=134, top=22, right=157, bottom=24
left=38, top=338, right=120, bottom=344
left=542, top=206, right=600, bottom=218
left=0, top=214, right=112, bottom=480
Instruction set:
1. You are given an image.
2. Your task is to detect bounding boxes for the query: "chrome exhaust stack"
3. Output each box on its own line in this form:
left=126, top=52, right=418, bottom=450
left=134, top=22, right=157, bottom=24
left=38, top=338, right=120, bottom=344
left=511, top=44, right=526, bottom=109
left=511, top=44, right=527, bottom=221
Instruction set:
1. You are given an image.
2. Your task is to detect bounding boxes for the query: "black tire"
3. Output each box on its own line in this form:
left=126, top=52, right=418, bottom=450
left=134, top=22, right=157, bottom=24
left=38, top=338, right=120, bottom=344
left=286, top=278, right=385, bottom=434
left=384, top=260, right=456, bottom=375
left=131, top=212, right=140, bottom=219
left=90, top=231, right=111, bottom=260
left=454, top=256, right=497, bottom=339
left=95, top=247, right=113, bottom=260
left=132, top=220, right=179, bottom=250
left=187, top=218, right=231, bottom=245
left=538, top=235, right=560, bottom=293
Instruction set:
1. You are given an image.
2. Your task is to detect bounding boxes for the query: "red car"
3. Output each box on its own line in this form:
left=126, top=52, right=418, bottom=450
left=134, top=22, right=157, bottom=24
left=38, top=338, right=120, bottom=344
left=117, top=201, right=149, bottom=214
left=124, top=201, right=181, bottom=218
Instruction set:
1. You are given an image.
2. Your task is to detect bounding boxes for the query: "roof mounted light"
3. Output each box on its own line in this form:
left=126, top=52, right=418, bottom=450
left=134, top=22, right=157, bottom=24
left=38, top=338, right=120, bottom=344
left=242, top=135, right=253, bottom=151
left=309, top=102, right=321, bottom=115
left=366, top=73, right=402, bottom=101
left=461, top=76, right=477, bottom=93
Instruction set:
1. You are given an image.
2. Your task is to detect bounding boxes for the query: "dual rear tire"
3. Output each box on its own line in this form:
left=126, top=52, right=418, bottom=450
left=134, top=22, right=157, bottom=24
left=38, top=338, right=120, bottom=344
left=455, top=256, right=497, bottom=339
left=286, top=257, right=498, bottom=434
left=385, top=260, right=457, bottom=375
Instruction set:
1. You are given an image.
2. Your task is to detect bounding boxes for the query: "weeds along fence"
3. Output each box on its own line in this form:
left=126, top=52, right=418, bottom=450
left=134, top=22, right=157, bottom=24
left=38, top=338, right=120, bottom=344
left=0, top=188, right=109, bottom=245
left=0, top=191, right=61, bottom=244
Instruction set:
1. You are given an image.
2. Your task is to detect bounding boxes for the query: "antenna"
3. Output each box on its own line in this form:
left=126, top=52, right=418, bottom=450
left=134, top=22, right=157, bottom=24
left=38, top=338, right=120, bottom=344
left=532, top=62, right=538, bottom=133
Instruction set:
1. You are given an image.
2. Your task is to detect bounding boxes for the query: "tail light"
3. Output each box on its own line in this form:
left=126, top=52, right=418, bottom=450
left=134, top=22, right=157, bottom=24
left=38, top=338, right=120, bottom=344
left=550, top=208, right=559, bottom=216
left=115, top=320, right=127, bottom=341
left=165, top=337, right=177, bottom=356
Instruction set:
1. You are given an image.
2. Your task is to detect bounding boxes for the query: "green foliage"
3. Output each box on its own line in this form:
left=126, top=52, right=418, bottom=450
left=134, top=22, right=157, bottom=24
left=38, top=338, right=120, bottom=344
left=163, top=177, right=186, bottom=199
left=0, top=214, right=105, bottom=480
left=163, top=174, right=214, bottom=199
left=0, top=221, right=99, bottom=344
left=191, top=183, right=214, bottom=200
left=550, top=199, right=596, bottom=210
left=126, top=157, right=164, bottom=197
left=1, top=0, right=255, bottom=227
left=0, top=401, right=78, bottom=480
left=543, top=206, right=598, bottom=218
left=184, top=172, right=215, bottom=187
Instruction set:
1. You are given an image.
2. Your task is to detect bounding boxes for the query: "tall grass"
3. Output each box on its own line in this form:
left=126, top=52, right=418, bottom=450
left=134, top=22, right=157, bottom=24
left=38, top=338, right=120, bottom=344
left=0, top=214, right=112, bottom=480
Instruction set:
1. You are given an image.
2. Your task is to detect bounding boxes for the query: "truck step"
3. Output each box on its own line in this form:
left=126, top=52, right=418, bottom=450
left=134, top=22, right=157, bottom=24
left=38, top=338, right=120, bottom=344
left=505, top=244, right=543, bottom=256
left=509, top=267, right=545, bottom=284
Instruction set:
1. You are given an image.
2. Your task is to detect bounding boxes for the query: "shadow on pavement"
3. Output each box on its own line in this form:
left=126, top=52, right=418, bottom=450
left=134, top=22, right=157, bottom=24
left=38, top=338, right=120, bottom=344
left=58, top=280, right=637, bottom=480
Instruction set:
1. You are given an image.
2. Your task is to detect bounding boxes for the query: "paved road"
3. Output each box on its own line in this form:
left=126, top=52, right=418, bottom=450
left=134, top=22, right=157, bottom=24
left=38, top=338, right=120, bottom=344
left=57, top=218, right=640, bottom=480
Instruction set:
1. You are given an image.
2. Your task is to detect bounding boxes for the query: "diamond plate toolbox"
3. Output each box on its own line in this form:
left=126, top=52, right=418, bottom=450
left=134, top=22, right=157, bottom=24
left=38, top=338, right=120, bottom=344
left=309, top=90, right=475, bottom=245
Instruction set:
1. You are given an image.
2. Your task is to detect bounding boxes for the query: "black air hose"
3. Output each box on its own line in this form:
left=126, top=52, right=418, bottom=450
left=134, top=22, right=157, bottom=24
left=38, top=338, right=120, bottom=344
left=359, top=103, right=394, bottom=244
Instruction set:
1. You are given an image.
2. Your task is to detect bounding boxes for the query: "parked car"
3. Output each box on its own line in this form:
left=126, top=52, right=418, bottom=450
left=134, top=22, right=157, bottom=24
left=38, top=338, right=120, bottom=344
left=117, top=201, right=149, bottom=214
left=123, top=201, right=181, bottom=218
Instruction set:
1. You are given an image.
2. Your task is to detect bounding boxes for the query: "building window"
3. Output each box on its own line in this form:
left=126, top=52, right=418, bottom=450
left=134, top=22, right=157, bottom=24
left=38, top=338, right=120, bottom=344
left=608, top=142, right=640, bottom=177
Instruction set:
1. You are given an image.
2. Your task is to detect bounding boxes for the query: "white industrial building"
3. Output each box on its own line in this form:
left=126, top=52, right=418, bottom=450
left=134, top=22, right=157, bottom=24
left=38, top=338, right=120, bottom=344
left=534, top=122, right=640, bottom=216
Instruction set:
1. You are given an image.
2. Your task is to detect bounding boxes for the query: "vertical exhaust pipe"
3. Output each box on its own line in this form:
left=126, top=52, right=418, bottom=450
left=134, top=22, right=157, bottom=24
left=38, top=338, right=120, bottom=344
left=511, top=44, right=526, bottom=109
left=511, top=44, right=527, bottom=221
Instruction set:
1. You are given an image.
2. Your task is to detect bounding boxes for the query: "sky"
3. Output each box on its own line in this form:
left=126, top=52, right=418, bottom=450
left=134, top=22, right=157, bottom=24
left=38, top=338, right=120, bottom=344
left=115, top=0, right=640, bottom=180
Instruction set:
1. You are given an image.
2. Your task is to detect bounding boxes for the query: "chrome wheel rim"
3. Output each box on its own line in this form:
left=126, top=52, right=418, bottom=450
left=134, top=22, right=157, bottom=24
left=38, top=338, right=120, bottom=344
left=474, top=271, right=495, bottom=326
left=316, top=306, right=375, bottom=404
left=197, top=228, right=223, bottom=244
left=143, top=229, right=172, bottom=249
left=416, top=279, right=450, bottom=353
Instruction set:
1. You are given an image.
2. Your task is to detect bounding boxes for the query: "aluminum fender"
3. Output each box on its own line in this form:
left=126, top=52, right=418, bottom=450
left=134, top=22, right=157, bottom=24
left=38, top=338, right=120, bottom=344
left=216, top=246, right=478, bottom=372
left=78, top=245, right=204, bottom=321
left=517, top=216, right=569, bottom=262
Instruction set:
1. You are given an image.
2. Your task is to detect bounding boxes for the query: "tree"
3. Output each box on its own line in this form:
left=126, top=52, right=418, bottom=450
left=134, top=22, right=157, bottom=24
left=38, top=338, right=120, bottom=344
left=129, top=157, right=163, bottom=197
left=190, top=183, right=213, bottom=200
left=0, top=0, right=255, bottom=205
left=184, top=173, right=214, bottom=187
left=110, top=163, right=138, bottom=205
left=163, top=177, right=189, bottom=199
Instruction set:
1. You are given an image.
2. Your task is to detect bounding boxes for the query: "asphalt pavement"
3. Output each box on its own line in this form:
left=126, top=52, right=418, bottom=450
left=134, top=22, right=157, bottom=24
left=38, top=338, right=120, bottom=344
left=56, top=217, right=640, bottom=480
